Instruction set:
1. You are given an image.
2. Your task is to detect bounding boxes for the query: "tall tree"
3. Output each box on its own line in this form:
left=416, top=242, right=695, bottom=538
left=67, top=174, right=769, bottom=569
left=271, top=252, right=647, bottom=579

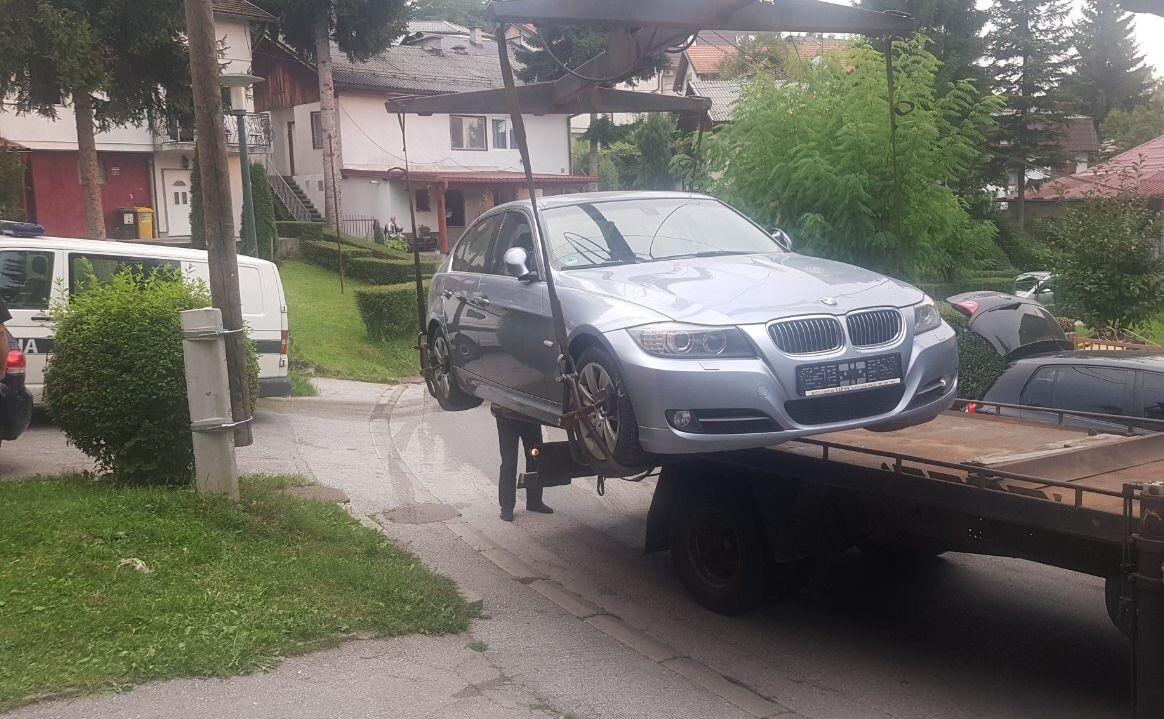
left=1100, top=83, right=1164, bottom=155
left=988, top=0, right=1074, bottom=231
left=257, top=0, right=409, bottom=227
left=514, top=26, right=668, bottom=184
left=0, top=0, right=190, bottom=240
left=1068, top=0, right=1153, bottom=128
left=409, top=0, right=487, bottom=28
left=861, top=0, right=989, bottom=92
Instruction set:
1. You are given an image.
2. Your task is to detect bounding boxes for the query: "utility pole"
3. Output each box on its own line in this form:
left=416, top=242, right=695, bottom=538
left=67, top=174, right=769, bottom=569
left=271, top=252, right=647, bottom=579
left=183, top=0, right=253, bottom=447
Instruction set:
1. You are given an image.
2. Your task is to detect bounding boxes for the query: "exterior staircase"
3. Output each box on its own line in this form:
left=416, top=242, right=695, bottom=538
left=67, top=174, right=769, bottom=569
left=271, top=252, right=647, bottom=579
left=284, top=178, right=323, bottom=222
left=263, top=155, right=324, bottom=224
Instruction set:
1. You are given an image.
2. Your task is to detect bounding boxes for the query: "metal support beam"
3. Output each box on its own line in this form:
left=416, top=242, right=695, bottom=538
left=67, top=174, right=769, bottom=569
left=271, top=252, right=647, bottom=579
left=486, top=0, right=915, bottom=35
left=1134, top=482, right=1164, bottom=718
left=385, top=85, right=711, bottom=116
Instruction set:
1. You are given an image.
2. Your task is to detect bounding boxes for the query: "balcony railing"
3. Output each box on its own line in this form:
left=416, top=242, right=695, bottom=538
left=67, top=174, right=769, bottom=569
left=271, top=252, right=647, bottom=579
left=158, top=112, right=272, bottom=150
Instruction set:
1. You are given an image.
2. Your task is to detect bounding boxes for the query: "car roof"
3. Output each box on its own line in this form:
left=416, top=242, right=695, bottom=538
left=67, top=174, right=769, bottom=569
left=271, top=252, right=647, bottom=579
left=492, top=190, right=713, bottom=214
left=0, top=236, right=275, bottom=268
left=1011, top=350, right=1164, bottom=369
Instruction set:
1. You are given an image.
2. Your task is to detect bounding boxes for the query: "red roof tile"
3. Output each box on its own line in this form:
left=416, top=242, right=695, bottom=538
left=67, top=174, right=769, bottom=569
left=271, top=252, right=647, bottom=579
left=1025, top=132, right=1164, bottom=201
left=685, top=44, right=735, bottom=76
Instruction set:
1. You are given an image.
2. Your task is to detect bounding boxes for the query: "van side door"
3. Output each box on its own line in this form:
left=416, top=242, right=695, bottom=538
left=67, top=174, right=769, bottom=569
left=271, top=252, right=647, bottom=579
left=0, top=248, right=59, bottom=401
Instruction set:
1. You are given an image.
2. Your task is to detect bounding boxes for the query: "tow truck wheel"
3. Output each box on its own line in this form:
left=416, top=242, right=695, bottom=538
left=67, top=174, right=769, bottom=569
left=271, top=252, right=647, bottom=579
left=427, top=328, right=483, bottom=412
left=670, top=490, right=809, bottom=615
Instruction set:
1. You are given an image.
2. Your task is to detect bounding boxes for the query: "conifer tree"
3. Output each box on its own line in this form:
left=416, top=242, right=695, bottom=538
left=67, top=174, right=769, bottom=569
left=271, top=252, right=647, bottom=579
left=1068, top=0, right=1153, bottom=128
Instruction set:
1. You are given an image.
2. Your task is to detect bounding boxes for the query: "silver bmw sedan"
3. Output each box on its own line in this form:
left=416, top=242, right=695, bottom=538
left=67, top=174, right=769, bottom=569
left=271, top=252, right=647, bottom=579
left=425, top=191, right=958, bottom=474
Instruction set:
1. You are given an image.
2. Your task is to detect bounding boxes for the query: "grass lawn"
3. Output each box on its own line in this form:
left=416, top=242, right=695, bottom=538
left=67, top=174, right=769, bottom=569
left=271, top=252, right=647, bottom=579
left=279, top=261, right=419, bottom=383
left=0, top=475, right=470, bottom=710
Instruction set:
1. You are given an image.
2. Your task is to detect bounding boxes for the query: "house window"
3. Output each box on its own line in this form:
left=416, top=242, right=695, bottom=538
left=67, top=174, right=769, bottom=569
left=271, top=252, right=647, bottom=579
left=491, top=118, right=516, bottom=149
left=310, top=111, right=323, bottom=149
left=415, top=188, right=431, bottom=212
left=450, top=115, right=486, bottom=150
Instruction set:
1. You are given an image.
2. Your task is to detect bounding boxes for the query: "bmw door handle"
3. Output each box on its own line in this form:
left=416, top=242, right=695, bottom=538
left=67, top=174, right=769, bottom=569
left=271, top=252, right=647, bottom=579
left=474, top=296, right=491, bottom=307
left=440, top=289, right=453, bottom=299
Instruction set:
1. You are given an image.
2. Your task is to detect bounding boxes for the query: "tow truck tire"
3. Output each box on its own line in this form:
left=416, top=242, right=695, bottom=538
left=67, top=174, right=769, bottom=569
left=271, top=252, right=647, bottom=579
left=670, top=490, right=808, bottom=615
left=575, top=347, right=651, bottom=475
left=427, top=328, right=483, bottom=412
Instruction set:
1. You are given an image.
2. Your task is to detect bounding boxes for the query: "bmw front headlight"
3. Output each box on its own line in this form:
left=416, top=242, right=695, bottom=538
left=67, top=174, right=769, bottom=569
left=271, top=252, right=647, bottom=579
left=631, top=323, right=755, bottom=359
left=913, top=295, right=942, bottom=334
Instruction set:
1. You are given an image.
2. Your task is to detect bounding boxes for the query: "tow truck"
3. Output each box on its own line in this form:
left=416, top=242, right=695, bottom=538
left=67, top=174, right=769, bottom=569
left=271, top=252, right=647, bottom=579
left=380, top=1, right=1164, bottom=715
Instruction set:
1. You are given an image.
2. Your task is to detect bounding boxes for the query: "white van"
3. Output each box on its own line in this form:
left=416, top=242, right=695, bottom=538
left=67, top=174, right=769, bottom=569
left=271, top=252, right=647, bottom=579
left=0, top=237, right=291, bottom=403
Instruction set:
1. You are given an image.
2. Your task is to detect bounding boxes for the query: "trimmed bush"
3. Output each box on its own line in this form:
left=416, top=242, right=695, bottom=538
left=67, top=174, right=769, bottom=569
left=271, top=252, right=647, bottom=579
left=347, top=256, right=438, bottom=285
left=276, top=221, right=325, bottom=241
left=326, top=230, right=412, bottom=261
left=43, top=272, right=259, bottom=484
left=250, top=163, right=278, bottom=261
left=301, top=240, right=373, bottom=272
left=939, top=304, right=1007, bottom=401
left=355, top=282, right=428, bottom=341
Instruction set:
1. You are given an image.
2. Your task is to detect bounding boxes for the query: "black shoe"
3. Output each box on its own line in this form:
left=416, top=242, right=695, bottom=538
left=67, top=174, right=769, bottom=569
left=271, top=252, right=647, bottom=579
left=500, top=507, right=514, bottom=522
left=526, top=501, right=554, bottom=514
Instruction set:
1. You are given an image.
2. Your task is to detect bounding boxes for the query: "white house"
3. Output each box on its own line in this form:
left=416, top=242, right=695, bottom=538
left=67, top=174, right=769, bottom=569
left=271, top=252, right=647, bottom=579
left=254, top=24, right=591, bottom=253
left=0, top=0, right=274, bottom=240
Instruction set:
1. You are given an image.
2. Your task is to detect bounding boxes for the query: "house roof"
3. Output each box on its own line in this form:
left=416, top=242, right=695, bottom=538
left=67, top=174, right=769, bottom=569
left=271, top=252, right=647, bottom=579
left=1024, top=132, right=1164, bottom=201
left=0, top=138, right=28, bottom=151
left=332, top=40, right=517, bottom=95
left=211, top=0, right=274, bottom=22
left=406, top=20, right=472, bottom=36
left=345, top=168, right=595, bottom=185
left=788, top=35, right=851, bottom=60
left=684, top=43, right=735, bottom=77
left=1059, top=116, right=1100, bottom=155
left=688, top=77, right=742, bottom=123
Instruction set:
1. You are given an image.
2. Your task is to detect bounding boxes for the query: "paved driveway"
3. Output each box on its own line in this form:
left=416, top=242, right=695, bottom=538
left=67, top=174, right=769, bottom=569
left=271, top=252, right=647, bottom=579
left=4, top=379, right=1130, bottom=719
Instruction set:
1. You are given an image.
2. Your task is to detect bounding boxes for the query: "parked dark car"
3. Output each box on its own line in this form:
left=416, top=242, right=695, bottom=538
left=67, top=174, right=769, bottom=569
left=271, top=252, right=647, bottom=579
left=979, top=351, right=1164, bottom=432
left=0, top=333, right=32, bottom=444
left=946, top=290, right=1072, bottom=361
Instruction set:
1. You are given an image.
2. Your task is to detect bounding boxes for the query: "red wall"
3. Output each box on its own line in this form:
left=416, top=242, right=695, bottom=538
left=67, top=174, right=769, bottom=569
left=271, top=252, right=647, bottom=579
left=28, top=151, right=153, bottom=238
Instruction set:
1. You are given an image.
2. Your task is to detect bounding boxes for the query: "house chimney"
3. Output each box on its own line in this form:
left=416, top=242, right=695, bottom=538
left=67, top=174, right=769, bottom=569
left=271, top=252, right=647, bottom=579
left=470, top=27, right=482, bottom=45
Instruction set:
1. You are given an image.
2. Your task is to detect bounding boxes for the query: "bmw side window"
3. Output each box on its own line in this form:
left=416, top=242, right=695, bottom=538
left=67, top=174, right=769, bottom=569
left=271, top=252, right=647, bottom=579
left=1020, top=366, right=1056, bottom=407
left=1051, top=366, right=1133, bottom=417
left=450, top=215, right=500, bottom=274
left=488, top=212, right=535, bottom=275
left=1140, top=372, right=1164, bottom=422
left=0, top=250, right=54, bottom=309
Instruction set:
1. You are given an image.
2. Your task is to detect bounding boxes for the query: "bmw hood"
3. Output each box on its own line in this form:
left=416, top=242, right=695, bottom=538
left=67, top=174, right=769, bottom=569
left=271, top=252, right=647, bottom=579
left=555, top=253, right=925, bottom=326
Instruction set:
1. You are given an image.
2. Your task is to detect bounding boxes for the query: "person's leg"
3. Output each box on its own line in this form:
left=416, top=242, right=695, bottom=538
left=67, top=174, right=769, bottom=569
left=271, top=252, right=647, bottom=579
left=496, top=417, right=520, bottom=521
left=519, top=421, right=553, bottom=513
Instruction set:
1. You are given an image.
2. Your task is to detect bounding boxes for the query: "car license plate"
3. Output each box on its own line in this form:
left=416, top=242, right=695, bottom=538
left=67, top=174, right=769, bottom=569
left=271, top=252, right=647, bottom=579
left=796, top=354, right=902, bottom=397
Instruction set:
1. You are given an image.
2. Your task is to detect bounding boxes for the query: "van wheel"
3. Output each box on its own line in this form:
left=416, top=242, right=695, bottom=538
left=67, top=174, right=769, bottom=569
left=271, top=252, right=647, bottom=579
left=575, top=347, right=651, bottom=476
left=427, top=328, right=482, bottom=412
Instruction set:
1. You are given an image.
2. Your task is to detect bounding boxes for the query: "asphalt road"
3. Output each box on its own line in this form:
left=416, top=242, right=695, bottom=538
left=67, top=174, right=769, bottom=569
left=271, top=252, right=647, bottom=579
left=384, top=383, right=1131, bottom=719
left=3, top=381, right=1132, bottom=718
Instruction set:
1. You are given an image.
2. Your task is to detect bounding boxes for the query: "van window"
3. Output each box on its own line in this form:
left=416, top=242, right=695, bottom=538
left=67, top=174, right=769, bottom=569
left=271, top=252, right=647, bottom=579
left=69, top=253, right=181, bottom=294
left=0, top=250, right=55, bottom=309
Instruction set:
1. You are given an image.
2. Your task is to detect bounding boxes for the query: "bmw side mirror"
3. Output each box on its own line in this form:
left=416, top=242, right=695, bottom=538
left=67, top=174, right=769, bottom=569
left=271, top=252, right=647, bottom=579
left=771, top=229, right=793, bottom=252
left=503, top=247, right=537, bottom=282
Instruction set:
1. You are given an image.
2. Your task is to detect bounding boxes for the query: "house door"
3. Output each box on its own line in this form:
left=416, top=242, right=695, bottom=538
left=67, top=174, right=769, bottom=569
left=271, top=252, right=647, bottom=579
left=287, top=122, right=296, bottom=176
left=163, top=170, right=192, bottom=237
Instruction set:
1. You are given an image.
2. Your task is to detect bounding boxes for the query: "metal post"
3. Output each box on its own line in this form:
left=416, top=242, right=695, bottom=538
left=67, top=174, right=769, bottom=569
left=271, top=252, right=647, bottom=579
left=235, top=110, right=258, bottom=257
left=181, top=308, right=240, bottom=500
left=1134, top=481, right=1164, bottom=718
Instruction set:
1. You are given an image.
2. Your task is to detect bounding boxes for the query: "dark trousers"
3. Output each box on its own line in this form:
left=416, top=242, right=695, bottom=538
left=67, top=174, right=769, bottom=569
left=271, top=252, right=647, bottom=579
left=497, top=416, right=544, bottom=511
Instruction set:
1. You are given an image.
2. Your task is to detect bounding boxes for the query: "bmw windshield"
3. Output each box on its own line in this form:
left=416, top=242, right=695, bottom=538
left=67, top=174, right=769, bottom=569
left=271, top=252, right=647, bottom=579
left=540, top=197, right=781, bottom=270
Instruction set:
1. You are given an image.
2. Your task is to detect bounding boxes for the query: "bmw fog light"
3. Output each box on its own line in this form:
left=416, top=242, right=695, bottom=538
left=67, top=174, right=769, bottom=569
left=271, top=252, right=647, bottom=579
left=667, top=410, right=694, bottom=429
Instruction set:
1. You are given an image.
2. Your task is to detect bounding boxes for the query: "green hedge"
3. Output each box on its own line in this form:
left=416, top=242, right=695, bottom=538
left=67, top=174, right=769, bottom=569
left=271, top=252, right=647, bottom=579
left=347, top=256, right=439, bottom=285
left=355, top=282, right=428, bottom=341
left=276, top=221, right=325, bottom=241
left=301, top=240, right=373, bottom=272
left=328, top=231, right=411, bottom=261
left=939, top=304, right=1007, bottom=400
left=919, top=276, right=1014, bottom=300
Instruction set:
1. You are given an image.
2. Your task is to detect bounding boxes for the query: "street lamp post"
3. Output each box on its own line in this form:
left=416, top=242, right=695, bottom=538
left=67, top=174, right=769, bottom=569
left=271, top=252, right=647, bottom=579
left=221, top=74, right=263, bottom=257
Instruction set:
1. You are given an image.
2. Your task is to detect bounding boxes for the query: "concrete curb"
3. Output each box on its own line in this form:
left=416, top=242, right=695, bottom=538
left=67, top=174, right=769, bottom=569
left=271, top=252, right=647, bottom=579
left=664, top=658, right=794, bottom=718
left=529, top=580, right=606, bottom=619
left=585, top=615, right=679, bottom=663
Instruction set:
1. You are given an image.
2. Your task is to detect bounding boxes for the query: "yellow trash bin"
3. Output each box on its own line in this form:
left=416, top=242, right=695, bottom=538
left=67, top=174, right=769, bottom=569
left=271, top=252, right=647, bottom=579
left=134, top=207, right=155, bottom=240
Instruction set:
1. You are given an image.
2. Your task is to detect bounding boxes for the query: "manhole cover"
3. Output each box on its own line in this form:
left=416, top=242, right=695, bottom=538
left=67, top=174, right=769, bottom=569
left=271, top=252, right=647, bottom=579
left=383, top=503, right=461, bottom=524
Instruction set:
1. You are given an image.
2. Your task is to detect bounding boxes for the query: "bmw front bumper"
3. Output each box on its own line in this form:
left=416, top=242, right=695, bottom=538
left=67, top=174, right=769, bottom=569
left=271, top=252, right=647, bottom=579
left=606, top=320, right=959, bottom=456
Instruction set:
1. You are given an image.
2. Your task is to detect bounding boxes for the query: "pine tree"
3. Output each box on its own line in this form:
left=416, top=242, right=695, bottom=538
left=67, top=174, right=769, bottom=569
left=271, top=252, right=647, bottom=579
left=0, top=0, right=191, bottom=241
left=409, top=0, right=487, bottom=28
left=861, top=0, right=989, bottom=92
left=988, top=0, right=1074, bottom=230
left=1068, top=0, right=1152, bottom=128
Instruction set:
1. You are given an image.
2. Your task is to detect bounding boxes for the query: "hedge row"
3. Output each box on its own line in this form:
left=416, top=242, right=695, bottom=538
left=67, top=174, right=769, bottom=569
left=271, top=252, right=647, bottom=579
left=276, top=221, right=326, bottom=241
left=301, top=240, right=373, bottom=272
left=335, top=233, right=412, bottom=262
left=347, top=256, right=439, bottom=285
left=938, top=304, right=1007, bottom=400
left=355, top=282, right=428, bottom=341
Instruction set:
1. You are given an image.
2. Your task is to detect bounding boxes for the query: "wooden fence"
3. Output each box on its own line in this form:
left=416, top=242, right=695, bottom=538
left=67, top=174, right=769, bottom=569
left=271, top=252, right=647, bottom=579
left=1068, top=333, right=1164, bottom=353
